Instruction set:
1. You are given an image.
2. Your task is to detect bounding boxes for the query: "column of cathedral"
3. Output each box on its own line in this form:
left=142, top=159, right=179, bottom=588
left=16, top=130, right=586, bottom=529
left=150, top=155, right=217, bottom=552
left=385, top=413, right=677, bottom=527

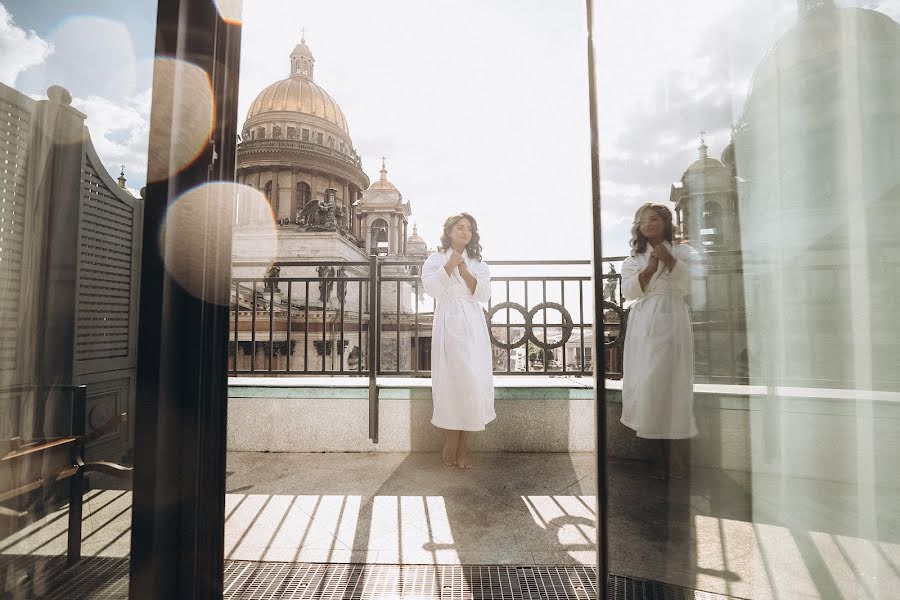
left=275, top=167, right=286, bottom=221
left=402, top=220, right=407, bottom=256
left=393, top=215, right=401, bottom=254
left=290, top=169, right=297, bottom=219
left=255, top=170, right=264, bottom=224
left=343, top=184, right=350, bottom=230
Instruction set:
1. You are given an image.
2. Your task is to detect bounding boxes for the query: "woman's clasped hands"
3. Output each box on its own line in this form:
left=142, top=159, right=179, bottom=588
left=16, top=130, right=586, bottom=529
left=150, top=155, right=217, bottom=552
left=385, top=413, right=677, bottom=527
left=650, top=242, right=675, bottom=271
left=446, top=250, right=465, bottom=270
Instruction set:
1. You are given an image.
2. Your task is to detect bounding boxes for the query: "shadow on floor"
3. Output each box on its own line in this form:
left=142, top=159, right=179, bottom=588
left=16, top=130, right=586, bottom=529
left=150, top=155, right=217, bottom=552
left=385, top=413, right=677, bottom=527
left=223, top=451, right=595, bottom=567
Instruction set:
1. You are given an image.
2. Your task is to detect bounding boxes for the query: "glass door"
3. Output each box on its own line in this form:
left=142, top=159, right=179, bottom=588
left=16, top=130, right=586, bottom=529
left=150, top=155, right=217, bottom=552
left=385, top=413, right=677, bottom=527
left=0, top=1, right=159, bottom=596
left=593, top=1, right=900, bottom=598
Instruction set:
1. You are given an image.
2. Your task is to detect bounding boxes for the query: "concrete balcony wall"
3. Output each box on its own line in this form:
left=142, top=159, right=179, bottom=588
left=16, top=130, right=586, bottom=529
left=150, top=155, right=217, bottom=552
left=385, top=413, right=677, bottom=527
left=227, top=379, right=596, bottom=453
left=228, top=378, right=900, bottom=487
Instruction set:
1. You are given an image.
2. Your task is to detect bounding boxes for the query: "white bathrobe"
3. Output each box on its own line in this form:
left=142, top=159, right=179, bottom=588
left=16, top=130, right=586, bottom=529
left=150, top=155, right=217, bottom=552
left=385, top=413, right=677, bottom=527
left=621, top=242, right=698, bottom=439
left=421, top=249, right=495, bottom=431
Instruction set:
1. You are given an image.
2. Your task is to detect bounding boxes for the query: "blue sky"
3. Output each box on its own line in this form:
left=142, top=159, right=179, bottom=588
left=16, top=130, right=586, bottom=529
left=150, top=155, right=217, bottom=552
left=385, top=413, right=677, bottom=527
left=2, top=0, right=898, bottom=257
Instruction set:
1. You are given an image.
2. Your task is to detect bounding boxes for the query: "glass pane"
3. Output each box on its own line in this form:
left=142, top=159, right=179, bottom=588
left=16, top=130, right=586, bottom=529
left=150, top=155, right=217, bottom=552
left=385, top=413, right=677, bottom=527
left=597, top=0, right=900, bottom=597
left=0, top=1, right=156, bottom=596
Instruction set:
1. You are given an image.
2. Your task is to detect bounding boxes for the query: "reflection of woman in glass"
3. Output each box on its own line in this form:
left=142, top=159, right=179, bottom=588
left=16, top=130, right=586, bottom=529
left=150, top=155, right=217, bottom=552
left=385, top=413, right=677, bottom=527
left=621, top=203, right=698, bottom=479
left=422, top=213, right=494, bottom=469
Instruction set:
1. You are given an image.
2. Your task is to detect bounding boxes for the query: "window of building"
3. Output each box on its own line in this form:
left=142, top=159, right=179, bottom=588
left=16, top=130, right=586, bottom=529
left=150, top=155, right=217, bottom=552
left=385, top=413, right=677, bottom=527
left=297, top=182, right=311, bottom=208
left=701, top=201, right=723, bottom=246
left=287, top=127, right=296, bottom=139
left=370, top=218, right=389, bottom=256
left=315, top=132, right=323, bottom=144
left=328, top=136, right=334, bottom=148
left=258, top=128, right=266, bottom=139
left=302, top=128, right=309, bottom=141
left=273, top=125, right=282, bottom=139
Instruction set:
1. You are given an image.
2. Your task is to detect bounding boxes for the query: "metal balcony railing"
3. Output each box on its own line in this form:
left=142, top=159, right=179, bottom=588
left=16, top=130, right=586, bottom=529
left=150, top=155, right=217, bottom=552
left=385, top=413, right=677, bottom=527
left=228, top=257, right=628, bottom=379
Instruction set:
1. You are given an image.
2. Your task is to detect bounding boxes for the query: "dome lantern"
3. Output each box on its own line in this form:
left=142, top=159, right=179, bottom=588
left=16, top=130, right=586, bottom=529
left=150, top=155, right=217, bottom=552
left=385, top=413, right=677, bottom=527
left=290, top=31, right=315, bottom=79
left=244, top=34, right=350, bottom=136
left=369, top=156, right=399, bottom=192
left=407, top=222, right=429, bottom=259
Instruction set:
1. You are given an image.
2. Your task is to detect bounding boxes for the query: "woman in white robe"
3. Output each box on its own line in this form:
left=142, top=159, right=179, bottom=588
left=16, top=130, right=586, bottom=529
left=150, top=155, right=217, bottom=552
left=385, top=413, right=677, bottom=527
left=621, top=203, right=698, bottom=479
left=421, top=213, right=495, bottom=469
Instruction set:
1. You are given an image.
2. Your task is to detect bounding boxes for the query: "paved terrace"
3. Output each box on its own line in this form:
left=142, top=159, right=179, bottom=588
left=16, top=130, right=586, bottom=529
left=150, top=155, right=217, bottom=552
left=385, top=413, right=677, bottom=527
left=3, top=378, right=900, bottom=599
left=4, top=450, right=899, bottom=599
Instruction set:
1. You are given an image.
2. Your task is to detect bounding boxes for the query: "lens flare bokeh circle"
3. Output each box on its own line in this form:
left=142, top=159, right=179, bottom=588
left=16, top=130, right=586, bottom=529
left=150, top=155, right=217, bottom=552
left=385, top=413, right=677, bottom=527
left=147, top=58, right=215, bottom=183
left=160, top=182, right=276, bottom=305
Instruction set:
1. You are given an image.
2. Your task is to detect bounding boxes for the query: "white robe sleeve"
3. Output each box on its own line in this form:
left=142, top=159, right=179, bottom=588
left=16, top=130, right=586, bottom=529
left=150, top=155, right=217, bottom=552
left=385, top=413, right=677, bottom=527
left=668, top=244, right=701, bottom=296
left=421, top=252, right=451, bottom=300
left=472, top=260, right=491, bottom=304
left=621, top=256, right=645, bottom=301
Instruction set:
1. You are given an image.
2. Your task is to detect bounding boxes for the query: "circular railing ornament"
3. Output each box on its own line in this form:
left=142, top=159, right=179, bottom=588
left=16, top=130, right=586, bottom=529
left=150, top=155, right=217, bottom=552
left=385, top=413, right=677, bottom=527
left=484, top=302, right=530, bottom=350
left=526, top=302, right=574, bottom=350
left=601, top=301, right=628, bottom=350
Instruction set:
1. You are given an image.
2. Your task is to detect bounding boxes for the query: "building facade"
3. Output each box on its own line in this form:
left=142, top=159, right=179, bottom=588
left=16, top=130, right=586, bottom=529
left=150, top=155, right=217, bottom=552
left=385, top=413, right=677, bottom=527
left=670, top=137, right=748, bottom=383
left=733, top=0, right=900, bottom=389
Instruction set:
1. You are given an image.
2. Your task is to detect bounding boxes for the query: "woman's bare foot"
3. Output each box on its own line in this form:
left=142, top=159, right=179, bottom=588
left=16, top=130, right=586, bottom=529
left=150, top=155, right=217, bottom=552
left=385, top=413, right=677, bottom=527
left=668, top=466, right=687, bottom=479
left=441, top=445, right=457, bottom=466
left=667, top=440, right=688, bottom=479
left=441, top=431, right=460, bottom=466
left=455, top=431, right=471, bottom=468
left=649, top=439, right=666, bottom=480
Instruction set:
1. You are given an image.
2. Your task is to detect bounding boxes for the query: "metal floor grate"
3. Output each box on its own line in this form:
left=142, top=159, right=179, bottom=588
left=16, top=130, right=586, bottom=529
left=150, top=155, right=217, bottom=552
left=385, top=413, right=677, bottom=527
left=2, top=556, right=745, bottom=599
left=223, top=562, right=596, bottom=599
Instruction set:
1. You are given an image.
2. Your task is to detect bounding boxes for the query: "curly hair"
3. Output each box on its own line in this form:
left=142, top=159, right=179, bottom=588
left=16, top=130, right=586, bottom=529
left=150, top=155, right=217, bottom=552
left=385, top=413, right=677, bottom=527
left=630, top=203, right=675, bottom=255
left=439, top=212, right=483, bottom=261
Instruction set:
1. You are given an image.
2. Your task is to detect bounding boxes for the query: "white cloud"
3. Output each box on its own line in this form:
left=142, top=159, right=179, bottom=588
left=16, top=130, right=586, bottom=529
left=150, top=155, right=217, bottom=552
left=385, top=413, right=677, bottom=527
left=0, top=3, right=52, bottom=86
left=15, top=15, right=142, bottom=102
left=0, top=3, right=150, bottom=189
left=866, top=0, right=900, bottom=21
left=25, top=86, right=152, bottom=191
left=72, top=88, right=152, bottom=191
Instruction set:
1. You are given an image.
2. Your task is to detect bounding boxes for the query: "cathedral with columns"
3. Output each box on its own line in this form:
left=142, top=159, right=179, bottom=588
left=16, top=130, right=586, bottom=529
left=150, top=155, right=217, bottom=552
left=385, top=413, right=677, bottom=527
left=232, top=34, right=424, bottom=259
left=230, top=34, right=432, bottom=374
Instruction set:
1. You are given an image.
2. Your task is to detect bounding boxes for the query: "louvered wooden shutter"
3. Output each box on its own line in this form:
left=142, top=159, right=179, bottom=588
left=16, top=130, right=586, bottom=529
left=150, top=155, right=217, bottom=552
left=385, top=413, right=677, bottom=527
left=0, top=88, right=33, bottom=378
left=74, top=135, right=143, bottom=375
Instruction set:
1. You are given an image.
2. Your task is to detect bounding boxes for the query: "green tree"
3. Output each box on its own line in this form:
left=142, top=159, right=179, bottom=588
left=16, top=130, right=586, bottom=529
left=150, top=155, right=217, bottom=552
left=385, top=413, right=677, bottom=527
left=527, top=341, right=548, bottom=365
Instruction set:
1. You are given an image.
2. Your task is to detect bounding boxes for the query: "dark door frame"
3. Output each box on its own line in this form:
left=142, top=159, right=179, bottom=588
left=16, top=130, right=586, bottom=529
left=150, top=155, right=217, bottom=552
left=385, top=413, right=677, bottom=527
left=129, top=0, right=241, bottom=598
left=128, top=1, right=608, bottom=598
left=585, top=1, right=610, bottom=597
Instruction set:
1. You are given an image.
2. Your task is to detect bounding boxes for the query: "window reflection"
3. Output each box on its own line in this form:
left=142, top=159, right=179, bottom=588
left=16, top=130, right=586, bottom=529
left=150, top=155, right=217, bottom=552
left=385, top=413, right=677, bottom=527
left=1, top=2, right=156, bottom=596
left=601, top=1, right=900, bottom=597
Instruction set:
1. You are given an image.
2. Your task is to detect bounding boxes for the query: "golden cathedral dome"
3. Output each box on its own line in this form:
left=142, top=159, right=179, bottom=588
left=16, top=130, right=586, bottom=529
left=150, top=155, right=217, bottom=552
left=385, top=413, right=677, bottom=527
left=245, top=36, right=350, bottom=136
left=246, top=77, right=350, bottom=135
